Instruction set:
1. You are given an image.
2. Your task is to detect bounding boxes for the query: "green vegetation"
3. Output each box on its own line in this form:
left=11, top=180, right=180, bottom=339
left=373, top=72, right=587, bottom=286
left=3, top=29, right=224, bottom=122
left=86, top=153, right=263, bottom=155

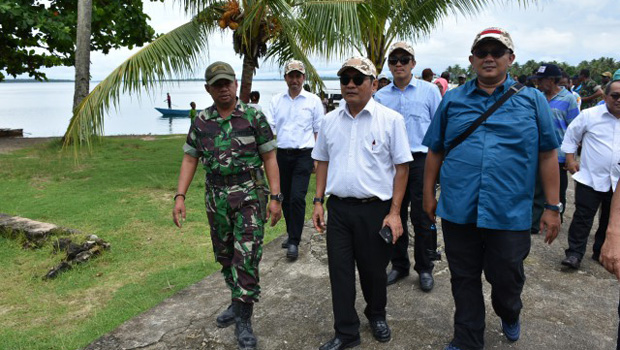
left=0, top=136, right=315, bottom=350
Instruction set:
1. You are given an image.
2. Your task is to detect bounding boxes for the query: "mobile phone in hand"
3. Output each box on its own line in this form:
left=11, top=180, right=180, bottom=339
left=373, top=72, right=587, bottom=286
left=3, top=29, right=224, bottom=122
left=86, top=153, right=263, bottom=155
left=378, top=226, right=393, bottom=244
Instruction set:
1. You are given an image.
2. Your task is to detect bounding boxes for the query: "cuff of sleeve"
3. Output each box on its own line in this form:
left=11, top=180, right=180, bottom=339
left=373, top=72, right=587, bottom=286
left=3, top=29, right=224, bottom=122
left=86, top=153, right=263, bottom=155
left=183, top=143, right=201, bottom=158
left=258, top=139, right=277, bottom=154
left=560, top=145, right=578, bottom=154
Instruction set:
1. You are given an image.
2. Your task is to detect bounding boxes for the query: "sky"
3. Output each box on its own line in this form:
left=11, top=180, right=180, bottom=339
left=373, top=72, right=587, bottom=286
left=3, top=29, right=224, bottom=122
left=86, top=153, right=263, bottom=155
left=31, top=0, right=620, bottom=81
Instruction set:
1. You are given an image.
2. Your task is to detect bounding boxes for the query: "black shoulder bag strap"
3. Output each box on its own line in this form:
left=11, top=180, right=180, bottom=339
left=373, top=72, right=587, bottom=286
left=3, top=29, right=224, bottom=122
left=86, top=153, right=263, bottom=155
left=444, top=82, right=525, bottom=157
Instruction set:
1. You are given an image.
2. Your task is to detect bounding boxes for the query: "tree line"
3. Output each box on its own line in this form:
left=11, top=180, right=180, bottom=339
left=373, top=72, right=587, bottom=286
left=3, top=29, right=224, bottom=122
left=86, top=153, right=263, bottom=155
left=444, top=57, right=620, bottom=84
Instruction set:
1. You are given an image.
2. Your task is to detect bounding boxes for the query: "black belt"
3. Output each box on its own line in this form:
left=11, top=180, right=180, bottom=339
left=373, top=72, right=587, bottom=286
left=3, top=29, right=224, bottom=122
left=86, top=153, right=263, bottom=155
left=206, top=170, right=258, bottom=187
left=277, top=147, right=313, bottom=155
left=331, top=195, right=381, bottom=204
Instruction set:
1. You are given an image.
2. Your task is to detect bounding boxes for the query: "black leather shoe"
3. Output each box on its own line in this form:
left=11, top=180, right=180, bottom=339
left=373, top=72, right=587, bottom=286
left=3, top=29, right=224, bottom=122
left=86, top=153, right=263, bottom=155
left=561, top=255, right=580, bottom=269
left=427, top=249, right=442, bottom=261
left=386, top=269, right=409, bottom=286
left=287, top=243, right=298, bottom=260
left=369, top=319, right=391, bottom=342
left=318, top=336, right=361, bottom=350
left=281, top=237, right=289, bottom=248
left=419, top=272, right=434, bottom=292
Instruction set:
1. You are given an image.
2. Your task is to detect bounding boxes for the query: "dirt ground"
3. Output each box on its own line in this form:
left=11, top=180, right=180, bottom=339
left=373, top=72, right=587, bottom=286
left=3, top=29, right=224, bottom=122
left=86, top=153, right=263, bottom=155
left=0, top=137, right=59, bottom=154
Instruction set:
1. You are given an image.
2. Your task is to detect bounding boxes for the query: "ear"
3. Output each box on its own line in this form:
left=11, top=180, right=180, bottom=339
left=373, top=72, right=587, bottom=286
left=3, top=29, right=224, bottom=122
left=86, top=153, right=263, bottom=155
left=411, top=60, right=417, bottom=70
left=204, top=84, right=209, bottom=93
left=372, top=78, right=379, bottom=90
left=468, top=55, right=474, bottom=65
left=507, top=53, right=516, bottom=66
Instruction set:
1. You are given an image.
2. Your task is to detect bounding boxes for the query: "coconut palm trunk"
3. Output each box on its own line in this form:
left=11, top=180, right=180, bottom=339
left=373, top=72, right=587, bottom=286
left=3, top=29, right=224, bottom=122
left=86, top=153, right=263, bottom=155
left=73, top=0, right=92, bottom=112
left=239, top=54, right=256, bottom=103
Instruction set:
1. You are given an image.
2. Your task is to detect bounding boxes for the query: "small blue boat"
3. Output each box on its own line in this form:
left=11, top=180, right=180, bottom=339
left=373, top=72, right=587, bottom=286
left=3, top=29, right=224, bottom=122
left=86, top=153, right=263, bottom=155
left=155, top=107, right=194, bottom=116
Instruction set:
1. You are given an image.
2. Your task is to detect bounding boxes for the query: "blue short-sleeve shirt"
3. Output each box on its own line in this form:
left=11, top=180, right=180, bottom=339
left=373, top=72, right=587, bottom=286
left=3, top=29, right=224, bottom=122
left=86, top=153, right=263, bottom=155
left=422, top=76, right=559, bottom=230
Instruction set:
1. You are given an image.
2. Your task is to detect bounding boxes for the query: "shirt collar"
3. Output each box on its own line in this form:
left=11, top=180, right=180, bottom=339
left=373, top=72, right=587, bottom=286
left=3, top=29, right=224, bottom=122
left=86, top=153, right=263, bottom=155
left=205, top=100, right=245, bottom=120
left=341, top=98, right=377, bottom=119
left=389, top=76, right=417, bottom=92
left=286, top=89, right=309, bottom=100
left=466, top=74, right=515, bottom=96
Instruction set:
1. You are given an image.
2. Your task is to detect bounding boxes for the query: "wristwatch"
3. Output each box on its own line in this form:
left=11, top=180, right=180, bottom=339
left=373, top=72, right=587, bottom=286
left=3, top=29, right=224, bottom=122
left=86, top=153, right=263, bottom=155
left=270, top=193, right=284, bottom=202
left=313, top=197, right=324, bottom=204
left=544, top=202, right=563, bottom=213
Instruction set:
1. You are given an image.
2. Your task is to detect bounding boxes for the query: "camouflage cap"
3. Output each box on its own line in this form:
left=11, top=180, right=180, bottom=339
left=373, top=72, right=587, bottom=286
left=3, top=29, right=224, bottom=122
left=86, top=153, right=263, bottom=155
left=471, top=27, right=514, bottom=52
left=602, top=71, right=613, bottom=78
left=284, top=60, right=305, bottom=75
left=337, top=56, right=377, bottom=78
left=205, top=61, right=236, bottom=85
left=387, top=42, right=415, bottom=58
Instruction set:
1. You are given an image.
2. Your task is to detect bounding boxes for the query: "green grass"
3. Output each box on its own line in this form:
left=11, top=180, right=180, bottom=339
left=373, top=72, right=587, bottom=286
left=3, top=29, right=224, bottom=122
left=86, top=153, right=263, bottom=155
left=0, top=136, right=317, bottom=350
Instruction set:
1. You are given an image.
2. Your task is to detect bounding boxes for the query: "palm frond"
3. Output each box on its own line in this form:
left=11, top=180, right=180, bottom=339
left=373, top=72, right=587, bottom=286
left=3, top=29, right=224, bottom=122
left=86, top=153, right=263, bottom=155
left=63, top=18, right=214, bottom=154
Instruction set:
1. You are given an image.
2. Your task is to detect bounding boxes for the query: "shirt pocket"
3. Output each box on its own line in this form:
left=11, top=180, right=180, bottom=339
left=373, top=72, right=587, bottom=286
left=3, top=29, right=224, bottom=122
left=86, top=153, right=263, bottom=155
left=229, top=128, right=258, bottom=156
left=295, top=107, right=314, bottom=130
left=363, top=132, right=386, bottom=155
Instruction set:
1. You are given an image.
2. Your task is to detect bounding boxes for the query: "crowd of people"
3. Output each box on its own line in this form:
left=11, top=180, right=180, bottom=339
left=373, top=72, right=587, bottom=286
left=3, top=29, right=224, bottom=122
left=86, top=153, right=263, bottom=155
left=171, top=26, right=620, bottom=350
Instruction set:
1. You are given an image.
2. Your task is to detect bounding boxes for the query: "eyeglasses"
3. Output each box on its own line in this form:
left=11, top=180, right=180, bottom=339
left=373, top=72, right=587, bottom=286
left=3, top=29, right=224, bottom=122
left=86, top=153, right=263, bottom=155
left=608, top=93, right=620, bottom=101
left=339, top=75, right=369, bottom=86
left=388, top=56, right=413, bottom=66
left=472, top=48, right=511, bottom=59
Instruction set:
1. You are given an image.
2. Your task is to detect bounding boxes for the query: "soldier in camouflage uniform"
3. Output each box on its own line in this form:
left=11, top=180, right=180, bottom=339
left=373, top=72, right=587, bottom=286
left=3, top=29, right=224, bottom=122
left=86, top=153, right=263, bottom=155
left=576, top=68, right=603, bottom=109
left=172, top=61, right=282, bottom=350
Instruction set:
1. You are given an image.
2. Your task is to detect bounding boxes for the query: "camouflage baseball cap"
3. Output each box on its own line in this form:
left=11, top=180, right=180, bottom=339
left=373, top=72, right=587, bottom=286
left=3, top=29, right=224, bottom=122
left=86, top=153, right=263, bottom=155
left=284, top=60, right=305, bottom=75
left=471, top=27, right=514, bottom=52
left=387, top=42, right=415, bottom=58
left=205, top=61, right=236, bottom=85
left=337, top=56, right=377, bottom=78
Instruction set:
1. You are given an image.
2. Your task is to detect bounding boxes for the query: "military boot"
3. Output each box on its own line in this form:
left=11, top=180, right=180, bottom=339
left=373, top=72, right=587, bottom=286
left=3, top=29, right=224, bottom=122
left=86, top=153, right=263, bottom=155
left=233, top=300, right=257, bottom=350
left=216, top=304, right=235, bottom=328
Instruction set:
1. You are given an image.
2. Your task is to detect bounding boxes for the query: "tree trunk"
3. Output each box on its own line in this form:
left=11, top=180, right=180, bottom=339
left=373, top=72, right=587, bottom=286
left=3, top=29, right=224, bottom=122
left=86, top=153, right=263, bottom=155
left=239, top=54, right=256, bottom=103
left=73, top=0, right=92, bottom=112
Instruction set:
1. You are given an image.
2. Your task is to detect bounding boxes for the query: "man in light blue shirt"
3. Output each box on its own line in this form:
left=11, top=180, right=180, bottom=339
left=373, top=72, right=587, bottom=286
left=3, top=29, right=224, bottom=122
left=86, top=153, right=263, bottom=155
left=422, top=27, right=561, bottom=350
left=374, top=41, right=441, bottom=292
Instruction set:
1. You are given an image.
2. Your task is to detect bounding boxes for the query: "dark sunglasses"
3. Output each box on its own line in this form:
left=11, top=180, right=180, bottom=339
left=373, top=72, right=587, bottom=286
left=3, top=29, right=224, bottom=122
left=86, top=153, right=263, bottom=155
left=387, top=56, right=413, bottom=66
left=472, top=48, right=511, bottom=59
left=339, top=75, right=369, bottom=86
left=609, top=93, right=620, bottom=101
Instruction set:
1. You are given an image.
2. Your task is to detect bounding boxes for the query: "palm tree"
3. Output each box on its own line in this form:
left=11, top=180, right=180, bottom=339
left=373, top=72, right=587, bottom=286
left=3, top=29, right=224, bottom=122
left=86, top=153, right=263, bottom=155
left=63, top=0, right=320, bottom=149
left=73, top=0, right=92, bottom=112
left=300, top=0, right=537, bottom=74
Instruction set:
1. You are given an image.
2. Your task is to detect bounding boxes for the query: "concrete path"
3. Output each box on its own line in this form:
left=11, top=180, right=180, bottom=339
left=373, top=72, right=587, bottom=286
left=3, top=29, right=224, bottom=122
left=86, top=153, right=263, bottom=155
left=84, top=181, right=619, bottom=350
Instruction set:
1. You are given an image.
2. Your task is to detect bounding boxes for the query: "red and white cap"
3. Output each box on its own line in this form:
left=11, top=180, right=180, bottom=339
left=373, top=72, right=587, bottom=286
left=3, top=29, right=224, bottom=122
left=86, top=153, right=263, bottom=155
left=471, top=27, right=514, bottom=52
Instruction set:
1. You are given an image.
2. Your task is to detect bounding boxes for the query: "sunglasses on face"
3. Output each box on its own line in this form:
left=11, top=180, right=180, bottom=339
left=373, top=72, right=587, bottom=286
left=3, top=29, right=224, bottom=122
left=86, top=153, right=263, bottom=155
left=388, top=56, right=413, bottom=66
left=339, top=75, right=369, bottom=86
left=472, top=47, right=511, bottom=59
left=609, top=93, right=620, bottom=101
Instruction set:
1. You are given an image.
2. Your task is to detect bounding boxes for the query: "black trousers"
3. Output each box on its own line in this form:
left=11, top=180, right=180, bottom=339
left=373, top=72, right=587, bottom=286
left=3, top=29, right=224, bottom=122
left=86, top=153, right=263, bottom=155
left=326, top=196, right=393, bottom=340
left=565, top=181, right=613, bottom=260
left=276, top=148, right=314, bottom=246
left=531, top=162, right=569, bottom=232
left=392, top=153, right=435, bottom=274
left=442, top=220, right=531, bottom=350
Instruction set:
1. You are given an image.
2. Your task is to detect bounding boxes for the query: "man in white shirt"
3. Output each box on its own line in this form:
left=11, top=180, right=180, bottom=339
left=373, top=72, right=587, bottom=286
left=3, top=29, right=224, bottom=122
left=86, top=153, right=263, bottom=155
left=312, top=57, right=411, bottom=350
left=374, top=41, right=442, bottom=291
left=268, top=60, right=324, bottom=261
left=561, top=81, right=620, bottom=269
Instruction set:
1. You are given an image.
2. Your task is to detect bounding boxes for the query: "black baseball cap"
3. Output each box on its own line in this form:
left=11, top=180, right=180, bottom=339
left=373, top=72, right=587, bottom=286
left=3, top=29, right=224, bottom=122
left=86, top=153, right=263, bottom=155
left=532, top=63, right=562, bottom=79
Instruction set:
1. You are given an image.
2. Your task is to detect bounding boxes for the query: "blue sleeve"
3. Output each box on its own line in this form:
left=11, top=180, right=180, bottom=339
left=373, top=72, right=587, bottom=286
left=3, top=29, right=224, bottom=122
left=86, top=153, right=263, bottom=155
left=422, top=97, right=449, bottom=152
left=534, top=91, right=560, bottom=151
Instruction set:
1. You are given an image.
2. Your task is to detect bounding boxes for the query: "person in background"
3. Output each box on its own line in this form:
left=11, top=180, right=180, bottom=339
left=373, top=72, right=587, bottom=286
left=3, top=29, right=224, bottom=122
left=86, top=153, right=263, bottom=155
left=559, top=71, right=582, bottom=110
left=529, top=63, right=579, bottom=234
left=435, top=75, right=449, bottom=96
left=268, top=59, right=324, bottom=261
left=165, top=92, right=172, bottom=109
left=576, top=69, right=602, bottom=109
left=375, top=41, right=442, bottom=292
left=312, top=56, right=411, bottom=350
left=423, top=27, right=561, bottom=350
left=172, top=61, right=282, bottom=350
left=560, top=80, right=620, bottom=269
left=457, top=73, right=467, bottom=86
left=377, top=73, right=391, bottom=90
left=188, top=101, right=197, bottom=122
left=248, top=91, right=262, bottom=112
left=421, top=68, right=434, bottom=83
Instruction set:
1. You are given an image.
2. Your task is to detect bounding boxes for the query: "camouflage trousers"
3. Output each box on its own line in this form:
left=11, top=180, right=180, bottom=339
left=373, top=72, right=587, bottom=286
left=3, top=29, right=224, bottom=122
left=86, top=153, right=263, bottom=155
left=205, top=181, right=267, bottom=304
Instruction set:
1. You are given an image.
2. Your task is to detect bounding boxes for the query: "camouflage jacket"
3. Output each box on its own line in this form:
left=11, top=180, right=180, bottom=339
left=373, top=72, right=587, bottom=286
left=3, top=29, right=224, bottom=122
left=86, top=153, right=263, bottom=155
left=578, top=78, right=601, bottom=109
left=184, top=101, right=277, bottom=176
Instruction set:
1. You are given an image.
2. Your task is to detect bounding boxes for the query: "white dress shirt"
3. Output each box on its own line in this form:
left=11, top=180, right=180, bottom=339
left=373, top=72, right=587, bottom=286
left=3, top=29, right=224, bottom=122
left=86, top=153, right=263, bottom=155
left=374, top=77, right=442, bottom=153
left=267, top=89, right=324, bottom=149
left=312, top=98, right=413, bottom=201
left=561, top=104, right=620, bottom=192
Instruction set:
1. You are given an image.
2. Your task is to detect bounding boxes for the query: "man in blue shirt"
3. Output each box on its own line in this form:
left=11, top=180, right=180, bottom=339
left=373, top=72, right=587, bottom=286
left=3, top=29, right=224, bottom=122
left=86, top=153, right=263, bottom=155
left=375, top=42, right=442, bottom=292
left=422, top=27, right=561, bottom=350
left=529, top=63, right=579, bottom=234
